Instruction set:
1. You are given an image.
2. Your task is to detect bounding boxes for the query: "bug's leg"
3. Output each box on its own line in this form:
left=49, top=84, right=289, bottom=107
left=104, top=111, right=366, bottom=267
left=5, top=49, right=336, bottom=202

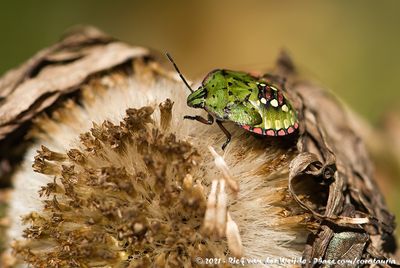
left=216, top=120, right=231, bottom=150
left=184, top=114, right=214, bottom=125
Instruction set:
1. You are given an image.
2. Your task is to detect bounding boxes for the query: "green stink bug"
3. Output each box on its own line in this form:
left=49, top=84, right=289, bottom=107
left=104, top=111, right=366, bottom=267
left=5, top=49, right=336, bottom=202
left=166, top=53, right=299, bottom=150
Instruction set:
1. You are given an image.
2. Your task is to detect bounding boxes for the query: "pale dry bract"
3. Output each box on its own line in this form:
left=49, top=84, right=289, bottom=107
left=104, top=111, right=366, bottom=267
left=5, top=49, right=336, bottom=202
left=5, top=67, right=308, bottom=267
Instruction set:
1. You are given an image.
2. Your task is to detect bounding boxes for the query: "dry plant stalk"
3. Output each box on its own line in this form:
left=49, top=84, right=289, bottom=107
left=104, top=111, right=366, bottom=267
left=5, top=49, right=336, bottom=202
left=0, top=27, right=397, bottom=267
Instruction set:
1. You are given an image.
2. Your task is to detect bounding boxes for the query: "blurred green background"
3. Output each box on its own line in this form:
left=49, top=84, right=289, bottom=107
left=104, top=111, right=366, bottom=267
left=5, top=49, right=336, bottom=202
left=0, top=0, right=399, bottom=239
left=1, top=1, right=400, bottom=123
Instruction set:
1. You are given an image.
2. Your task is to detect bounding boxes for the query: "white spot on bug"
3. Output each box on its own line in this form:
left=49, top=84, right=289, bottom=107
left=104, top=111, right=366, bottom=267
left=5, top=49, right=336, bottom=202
left=275, top=120, right=282, bottom=129
left=270, top=86, right=278, bottom=91
left=282, top=104, right=289, bottom=112
left=270, top=99, right=278, bottom=107
left=260, top=98, right=267, bottom=104
left=259, top=83, right=266, bottom=87
left=284, top=119, right=290, bottom=129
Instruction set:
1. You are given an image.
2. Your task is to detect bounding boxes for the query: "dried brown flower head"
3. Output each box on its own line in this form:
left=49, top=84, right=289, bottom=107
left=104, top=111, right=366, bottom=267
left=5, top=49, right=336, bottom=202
left=6, top=67, right=309, bottom=267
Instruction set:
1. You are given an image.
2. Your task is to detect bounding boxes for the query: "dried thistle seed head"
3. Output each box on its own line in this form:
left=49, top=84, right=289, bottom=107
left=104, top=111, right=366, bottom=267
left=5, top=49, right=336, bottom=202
left=5, top=68, right=310, bottom=267
left=12, top=103, right=221, bottom=267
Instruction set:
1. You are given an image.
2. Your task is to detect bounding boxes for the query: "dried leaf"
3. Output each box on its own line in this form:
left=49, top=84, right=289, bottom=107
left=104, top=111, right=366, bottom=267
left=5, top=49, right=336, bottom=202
left=274, top=52, right=397, bottom=265
left=0, top=26, right=149, bottom=140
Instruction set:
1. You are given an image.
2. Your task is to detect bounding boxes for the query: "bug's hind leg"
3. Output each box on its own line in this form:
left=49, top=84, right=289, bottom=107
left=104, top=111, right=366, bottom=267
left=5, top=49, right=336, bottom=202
left=184, top=114, right=214, bottom=125
left=216, top=120, right=231, bottom=150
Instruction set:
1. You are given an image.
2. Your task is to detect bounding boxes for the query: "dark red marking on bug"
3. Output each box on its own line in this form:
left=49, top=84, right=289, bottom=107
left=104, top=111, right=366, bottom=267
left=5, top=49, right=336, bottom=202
left=253, top=127, right=263, bottom=135
left=266, top=129, right=275, bottom=136
left=277, top=129, right=286, bottom=136
left=265, top=89, right=272, bottom=100
left=262, top=86, right=272, bottom=100
left=258, top=85, right=273, bottom=102
left=240, top=123, right=298, bottom=137
left=277, top=92, right=284, bottom=105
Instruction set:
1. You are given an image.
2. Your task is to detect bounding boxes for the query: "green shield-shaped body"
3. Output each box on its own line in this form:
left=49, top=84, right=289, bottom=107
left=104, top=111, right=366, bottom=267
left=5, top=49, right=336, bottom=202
left=187, top=69, right=298, bottom=136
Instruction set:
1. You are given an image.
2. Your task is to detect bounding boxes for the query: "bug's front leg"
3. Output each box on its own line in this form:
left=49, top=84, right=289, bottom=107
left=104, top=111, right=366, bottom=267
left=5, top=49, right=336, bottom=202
left=216, top=120, right=231, bottom=150
left=184, top=114, right=214, bottom=125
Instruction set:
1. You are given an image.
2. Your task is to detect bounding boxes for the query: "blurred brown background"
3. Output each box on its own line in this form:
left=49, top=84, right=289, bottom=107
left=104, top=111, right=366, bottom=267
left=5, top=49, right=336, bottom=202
left=0, top=0, right=399, bottom=238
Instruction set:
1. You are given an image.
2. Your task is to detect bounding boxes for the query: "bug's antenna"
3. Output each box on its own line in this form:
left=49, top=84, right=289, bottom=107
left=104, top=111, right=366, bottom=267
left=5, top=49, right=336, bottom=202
left=166, top=53, right=194, bottom=93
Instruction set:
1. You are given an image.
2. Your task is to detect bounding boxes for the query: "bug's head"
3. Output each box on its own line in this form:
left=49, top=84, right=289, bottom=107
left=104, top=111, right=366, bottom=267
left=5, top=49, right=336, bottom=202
left=187, top=86, right=207, bottom=108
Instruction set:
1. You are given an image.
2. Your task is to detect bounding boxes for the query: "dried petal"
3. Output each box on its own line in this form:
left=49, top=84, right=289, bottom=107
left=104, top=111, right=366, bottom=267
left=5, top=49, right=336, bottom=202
left=226, top=213, right=243, bottom=258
